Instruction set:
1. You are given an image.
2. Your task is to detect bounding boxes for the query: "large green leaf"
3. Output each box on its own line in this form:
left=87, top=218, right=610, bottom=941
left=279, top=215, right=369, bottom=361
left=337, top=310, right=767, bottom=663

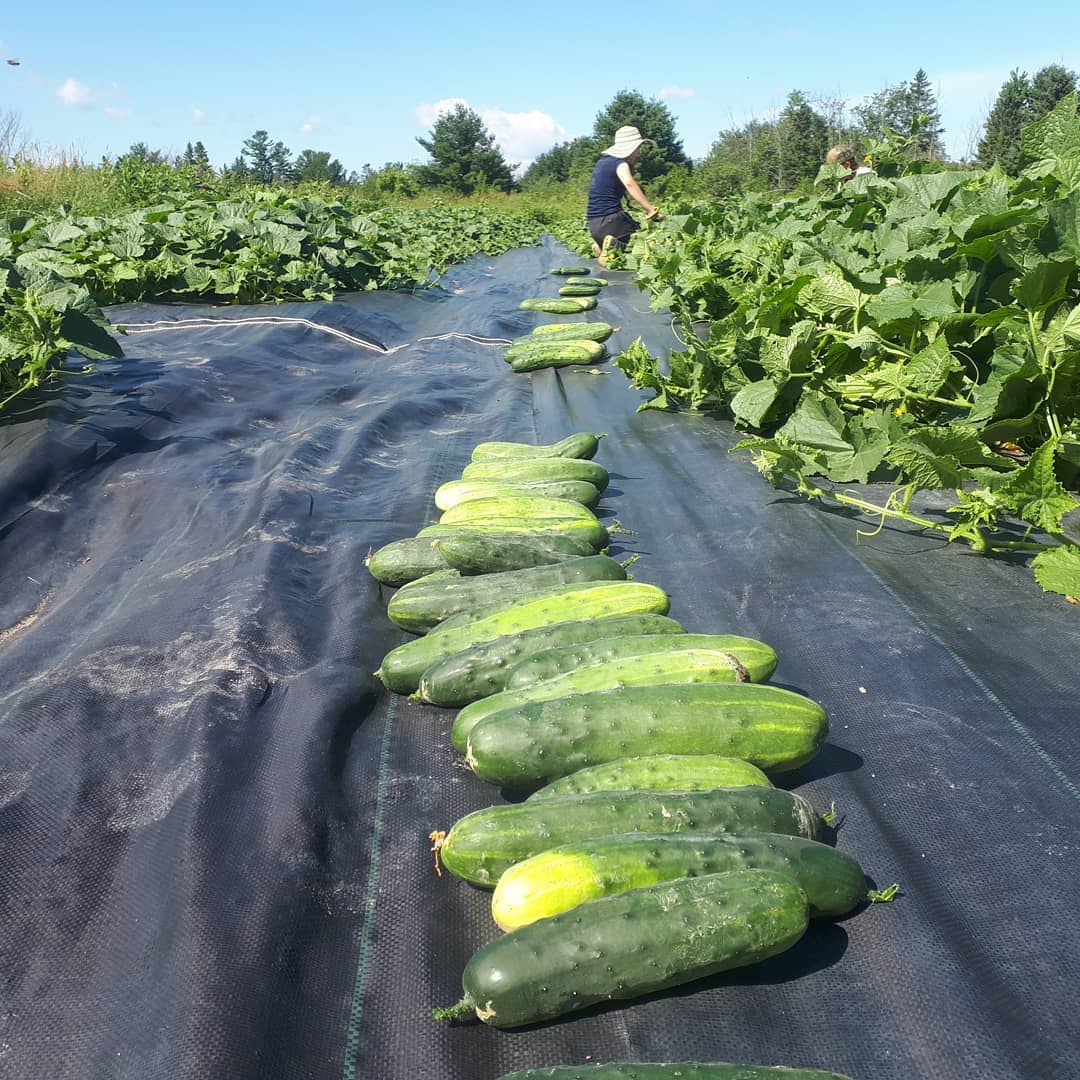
left=777, top=391, right=851, bottom=452
left=730, top=379, right=783, bottom=427
left=1031, top=544, right=1080, bottom=598
left=1021, top=93, right=1080, bottom=190
left=995, top=438, right=1079, bottom=532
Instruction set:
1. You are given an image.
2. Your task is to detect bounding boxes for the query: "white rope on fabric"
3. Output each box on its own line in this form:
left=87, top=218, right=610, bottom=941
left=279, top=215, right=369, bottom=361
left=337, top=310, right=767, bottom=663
left=118, top=315, right=512, bottom=354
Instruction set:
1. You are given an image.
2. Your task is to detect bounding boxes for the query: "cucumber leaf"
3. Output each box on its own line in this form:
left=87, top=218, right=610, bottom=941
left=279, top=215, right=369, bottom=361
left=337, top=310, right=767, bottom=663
left=1031, top=544, right=1080, bottom=598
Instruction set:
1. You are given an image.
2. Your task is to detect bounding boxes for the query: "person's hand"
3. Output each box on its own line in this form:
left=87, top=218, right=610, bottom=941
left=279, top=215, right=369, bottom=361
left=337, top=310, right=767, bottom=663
left=647, top=208, right=664, bottom=222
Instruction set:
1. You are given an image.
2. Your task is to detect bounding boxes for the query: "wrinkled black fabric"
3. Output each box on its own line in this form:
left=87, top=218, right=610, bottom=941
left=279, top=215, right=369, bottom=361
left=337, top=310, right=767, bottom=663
left=1, top=235, right=1078, bottom=1080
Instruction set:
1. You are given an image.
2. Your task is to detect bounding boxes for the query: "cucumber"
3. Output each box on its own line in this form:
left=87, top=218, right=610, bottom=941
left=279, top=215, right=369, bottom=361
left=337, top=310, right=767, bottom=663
left=528, top=754, right=772, bottom=799
left=434, top=869, right=809, bottom=1027
left=434, top=478, right=600, bottom=511
left=504, top=341, right=607, bottom=370
left=416, top=613, right=685, bottom=706
left=433, top=786, right=824, bottom=885
left=505, top=633, right=779, bottom=688
left=549, top=266, right=589, bottom=275
left=386, top=554, right=627, bottom=635
left=364, top=536, right=448, bottom=586
left=557, top=283, right=602, bottom=297
left=461, top=457, right=609, bottom=490
left=520, top=297, right=598, bottom=313
left=495, top=1063, right=854, bottom=1079
left=463, top=683, right=828, bottom=787
left=564, top=276, right=608, bottom=287
left=471, top=432, right=604, bottom=461
left=433, top=532, right=598, bottom=575
left=491, top=832, right=868, bottom=929
left=511, top=322, right=613, bottom=345
left=440, top=495, right=597, bottom=526
left=375, top=581, right=669, bottom=693
left=419, top=518, right=610, bottom=551
left=452, top=648, right=772, bottom=750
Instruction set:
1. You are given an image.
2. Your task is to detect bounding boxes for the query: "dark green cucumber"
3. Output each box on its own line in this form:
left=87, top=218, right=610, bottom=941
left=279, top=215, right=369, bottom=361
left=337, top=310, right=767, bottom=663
left=510, top=322, right=614, bottom=346
left=557, top=283, right=602, bottom=297
left=549, top=266, right=589, bottom=275
left=440, top=495, right=597, bottom=526
left=461, top=457, right=609, bottom=491
left=386, top=554, right=627, bottom=635
left=463, top=683, right=828, bottom=787
left=505, top=633, right=779, bottom=689
left=419, top=518, right=610, bottom=551
left=433, top=532, right=598, bottom=575
left=434, top=786, right=823, bottom=885
left=494, top=1062, right=854, bottom=1079
left=452, top=648, right=769, bottom=747
left=510, top=347, right=608, bottom=373
left=520, top=296, right=598, bottom=313
left=416, top=613, right=686, bottom=706
left=563, top=276, right=608, bottom=287
left=491, top=832, right=868, bottom=929
left=364, top=537, right=449, bottom=586
left=434, top=869, right=809, bottom=1027
left=471, top=432, right=604, bottom=461
left=434, top=478, right=600, bottom=511
left=375, top=581, right=669, bottom=693
left=528, top=754, right=771, bottom=799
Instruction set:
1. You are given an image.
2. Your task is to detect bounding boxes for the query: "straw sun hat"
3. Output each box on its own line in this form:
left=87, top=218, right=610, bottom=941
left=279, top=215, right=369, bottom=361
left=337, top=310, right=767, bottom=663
left=602, top=125, right=653, bottom=157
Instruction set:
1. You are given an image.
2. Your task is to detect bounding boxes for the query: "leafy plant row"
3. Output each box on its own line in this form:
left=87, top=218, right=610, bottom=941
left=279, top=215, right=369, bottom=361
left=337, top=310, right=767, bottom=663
left=612, top=95, right=1080, bottom=599
left=0, top=193, right=547, bottom=410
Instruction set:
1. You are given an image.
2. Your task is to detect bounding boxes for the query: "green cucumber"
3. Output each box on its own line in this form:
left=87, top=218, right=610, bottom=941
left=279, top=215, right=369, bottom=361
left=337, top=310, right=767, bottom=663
left=471, top=432, right=604, bottom=461
left=452, top=647, right=773, bottom=749
left=520, top=297, right=598, bottom=313
left=504, top=340, right=607, bottom=369
left=375, top=581, right=669, bottom=693
left=549, top=266, right=589, bottom=275
left=416, top=613, right=685, bottom=706
left=461, top=457, right=609, bottom=490
left=419, top=518, right=610, bottom=551
left=528, top=754, right=771, bottom=799
left=364, top=536, right=448, bottom=586
left=434, top=478, right=599, bottom=511
left=433, top=532, right=598, bottom=575
left=495, top=1062, right=854, bottom=1079
left=505, top=633, right=779, bottom=688
left=491, top=832, right=868, bottom=929
left=564, top=276, right=608, bottom=287
left=463, top=682, right=828, bottom=787
left=557, top=283, right=602, bottom=297
left=512, top=322, right=613, bottom=345
left=434, top=869, right=809, bottom=1027
left=433, top=786, right=823, bottom=885
left=386, top=554, right=627, bottom=635
left=440, top=495, right=597, bottom=526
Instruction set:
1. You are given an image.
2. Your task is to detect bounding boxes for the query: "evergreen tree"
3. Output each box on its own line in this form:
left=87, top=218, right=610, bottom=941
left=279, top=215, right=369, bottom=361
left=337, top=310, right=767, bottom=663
left=854, top=83, right=911, bottom=142
left=1030, top=64, right=1078, bottom=119
left=415, top=104, right=514, bottom=193
left=125, top=141, right=165, bottom=164
left=775, top=91, right=829, bottom=191
left=591, top=90, right=690, bottom=181
left=294, top=149, right=346, bottom=184
left=241, top=130, right=292, bottom=184
left=904, top=68, right=945, bottom=158
left=977, top=70, right=1033, bottom=173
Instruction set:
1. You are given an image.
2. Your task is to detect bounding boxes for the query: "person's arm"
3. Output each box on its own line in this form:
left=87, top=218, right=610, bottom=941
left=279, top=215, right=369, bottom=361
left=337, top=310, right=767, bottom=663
left=616, top=161, right=663, bottom=220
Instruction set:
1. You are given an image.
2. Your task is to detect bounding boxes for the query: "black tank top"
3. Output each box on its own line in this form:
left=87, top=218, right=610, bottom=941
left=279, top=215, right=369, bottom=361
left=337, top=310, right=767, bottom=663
left=586, top=155, right=626, bottom=218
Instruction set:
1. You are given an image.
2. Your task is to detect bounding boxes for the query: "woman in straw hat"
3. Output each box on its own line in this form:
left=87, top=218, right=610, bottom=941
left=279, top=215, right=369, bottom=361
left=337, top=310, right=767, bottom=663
left=586, top=125, right=664, bottom=266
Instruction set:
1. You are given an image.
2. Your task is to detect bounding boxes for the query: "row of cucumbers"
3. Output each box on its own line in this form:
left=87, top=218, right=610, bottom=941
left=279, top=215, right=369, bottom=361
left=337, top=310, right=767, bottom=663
left=366, top=432, right=879, bottom=1078
left=507, top=267, right=612, bottom=371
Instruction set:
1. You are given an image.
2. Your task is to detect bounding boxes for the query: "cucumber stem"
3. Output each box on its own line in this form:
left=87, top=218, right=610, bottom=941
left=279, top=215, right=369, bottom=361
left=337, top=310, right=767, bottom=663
left=432, top=995, right=476, bottom=1021
left=428, top=830, right=446, bottom=878
left=868, top=883, right=900, bottom=902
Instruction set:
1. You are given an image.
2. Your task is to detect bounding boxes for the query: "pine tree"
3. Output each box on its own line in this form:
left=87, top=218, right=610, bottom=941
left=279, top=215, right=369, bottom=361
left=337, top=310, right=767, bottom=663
left=415, top=104, right=514, bottom=193
left=775, top=91, right=829, bottom=191
left=1029, top=64, right=1077, bottom=119
left=904, top=69, right=945, bottom=159
left=977, top=70, right=1033, bottom=173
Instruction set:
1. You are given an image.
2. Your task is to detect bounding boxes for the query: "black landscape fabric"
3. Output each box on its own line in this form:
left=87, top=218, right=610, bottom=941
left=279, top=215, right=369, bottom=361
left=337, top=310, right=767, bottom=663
left=1, top=236, right=1078, bottom=1080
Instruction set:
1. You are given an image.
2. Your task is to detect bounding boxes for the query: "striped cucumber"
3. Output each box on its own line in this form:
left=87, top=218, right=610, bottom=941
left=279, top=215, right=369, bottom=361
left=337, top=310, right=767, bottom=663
left=511, top=322, right=613, bottom=346
left=470, top=433, right=603, bottom=461
left=557, top=283, right=602, bottom=297
left=527, top=754, right=772, bottom=799
left=440, top=495, right=597, bottom=526
left=503, top=339, right=606, bottom=364
left=520, top=296, right=598, bottom=313
left=491, top=832, right=868, bottom=929
left=432, top=786, right=824, bottom=885
left=364, top=536, right=448, bottom=586
left=433, top=869, right=809, bottom=1027
left=463, top=683, right=828, bottom=787
left=386, top=554, right=627, bottom=635
left=495, top=1063, right=854, bottom=1079
left=508, top=342, right=609, bottom=372
left=563, top=276, right=608, bottom=287
left=419, top=518, right=610, bottom=551
left=452, top=648, right=770, bottom=750
left=505, top=633, right=779, bottom=688
left=416, top=613, right=685, bottom=706
left=433, top=532, right=598, bottom=575
left=434, top=478, right=600, bottom=511
left=376, top=581, right=669, bottom=694
left=461, top=457, right=609, bottom=490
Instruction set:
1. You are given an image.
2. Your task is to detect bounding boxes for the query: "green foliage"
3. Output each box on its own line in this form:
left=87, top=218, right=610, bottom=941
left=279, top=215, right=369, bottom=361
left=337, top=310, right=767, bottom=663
left=294, top=149, right=346, bottom=185
left=591, top=90, right=690, bottom=182
left=415, top=104, right=514, bottom=194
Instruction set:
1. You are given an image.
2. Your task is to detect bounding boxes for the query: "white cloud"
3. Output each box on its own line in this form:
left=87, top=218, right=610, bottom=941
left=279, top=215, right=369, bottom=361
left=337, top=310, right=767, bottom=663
left=657, top=85, right=696, bottom=100
left=414, top=97, right=570, bottom=173
left=57, top=77, right=93, bottom=108
left=190, top=106, right=206, bottom=124
left=299, top=115, right=324, bottom=135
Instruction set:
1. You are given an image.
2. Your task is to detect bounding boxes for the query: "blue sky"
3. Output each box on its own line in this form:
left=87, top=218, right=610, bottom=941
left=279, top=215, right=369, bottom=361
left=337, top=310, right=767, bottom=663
left=2, top=2, right=1078, bottom=175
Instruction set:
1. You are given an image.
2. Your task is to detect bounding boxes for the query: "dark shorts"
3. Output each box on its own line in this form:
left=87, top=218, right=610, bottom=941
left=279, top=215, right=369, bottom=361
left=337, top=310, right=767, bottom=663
left=587, top=209, right=639, bottom=248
